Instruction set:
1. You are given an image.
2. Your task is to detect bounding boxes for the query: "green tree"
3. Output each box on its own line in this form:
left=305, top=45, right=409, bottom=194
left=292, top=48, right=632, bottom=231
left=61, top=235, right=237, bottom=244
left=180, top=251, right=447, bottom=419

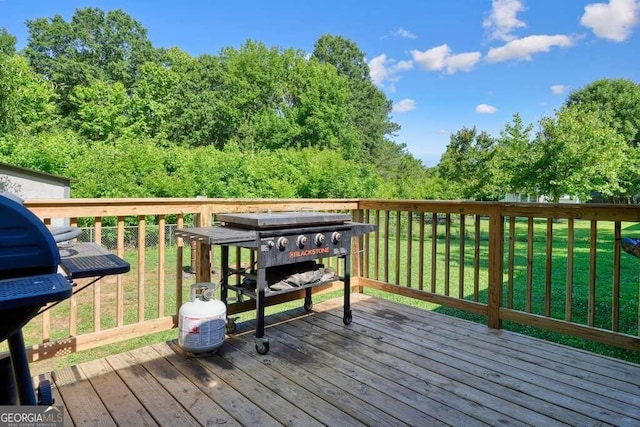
left=565, top=78, right=640, bottom=147
left=372, top=140, right=430, bottom=199
left=532, top=105, right=625, bottom=202
left=165, top=40, right=359, bottom=154
left=286, top=55, right=359, bottom=155
left=5, top=130, right=83, bottom=176
left=312, top=34, right=400, bottom=161
left=294, top=148, right=378, bottom=198
left=129, top=54, right=182, bottom=141
left=23, top=8, right=157, bottom=115
left=438, top=127, right=498, bottom=200
left=0, top=54, right=57, bottom=137
left=493, top=113, right=536, bottom=197
left=69, top=136, right=195, bottom=198
left=217, top=41, right=303, bottom=151
left=0, top=28, right=16, bottom=56
left=159, top=50, right=235, bottom=148
left=68, top=80, right=129, bottom=141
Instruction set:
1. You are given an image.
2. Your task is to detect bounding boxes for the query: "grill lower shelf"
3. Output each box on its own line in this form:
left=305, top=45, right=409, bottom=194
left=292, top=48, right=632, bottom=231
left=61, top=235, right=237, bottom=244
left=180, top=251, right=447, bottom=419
left=227, top=276, right=342, bottom=299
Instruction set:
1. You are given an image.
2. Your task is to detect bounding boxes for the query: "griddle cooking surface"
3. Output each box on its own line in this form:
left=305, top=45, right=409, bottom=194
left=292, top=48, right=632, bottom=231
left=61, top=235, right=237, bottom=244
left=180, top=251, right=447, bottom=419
left=217, top=211, right=351, bottom=229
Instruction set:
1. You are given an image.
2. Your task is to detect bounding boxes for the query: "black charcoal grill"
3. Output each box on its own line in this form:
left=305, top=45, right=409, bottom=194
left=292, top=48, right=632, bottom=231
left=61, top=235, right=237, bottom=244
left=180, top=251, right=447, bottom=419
left=175, top=211, right=376, bottom=354
left=0, top=194, right=129, bottom=405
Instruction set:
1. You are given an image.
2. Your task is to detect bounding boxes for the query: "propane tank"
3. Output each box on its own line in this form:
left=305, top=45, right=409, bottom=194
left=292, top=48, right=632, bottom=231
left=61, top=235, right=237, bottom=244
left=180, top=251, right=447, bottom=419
left=178, top=283, right=227, bottom=354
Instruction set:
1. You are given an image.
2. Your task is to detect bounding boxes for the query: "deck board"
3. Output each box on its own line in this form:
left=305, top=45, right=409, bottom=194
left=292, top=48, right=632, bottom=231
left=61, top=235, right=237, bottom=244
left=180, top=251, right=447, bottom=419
left=105, top=350, right=200, bottom=427
left=128, top=345, right=241, bottom=426
left=342, top=296, right=640, bottom=425
left=210, top=338, right=367, bottom=426
left=151, top=342, right=281, bottom=427
left=52, top=365, right=115, bottom=426
left=79, top=357, right=158, bottom=427
left=223, top=329, right=402, bottom=426
left=47, top=294, right=640, bottom=426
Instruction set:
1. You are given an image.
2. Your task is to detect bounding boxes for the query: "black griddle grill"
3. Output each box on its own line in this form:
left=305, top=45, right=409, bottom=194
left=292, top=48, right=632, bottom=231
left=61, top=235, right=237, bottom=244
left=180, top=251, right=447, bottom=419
left=0, top=194, right=129, bottom=405
left=175, top=211, right=376, bottom=354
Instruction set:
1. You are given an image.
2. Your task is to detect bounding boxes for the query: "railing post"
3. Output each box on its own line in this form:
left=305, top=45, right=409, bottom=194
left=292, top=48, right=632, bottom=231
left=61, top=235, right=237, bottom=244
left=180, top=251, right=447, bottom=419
left=352, top=208, right=364, bottom=293
left=487, top=204, right=504, bottom=329
left=175, top=214, right=184, bottom=318
left=194, top=203, right=213, bottom=283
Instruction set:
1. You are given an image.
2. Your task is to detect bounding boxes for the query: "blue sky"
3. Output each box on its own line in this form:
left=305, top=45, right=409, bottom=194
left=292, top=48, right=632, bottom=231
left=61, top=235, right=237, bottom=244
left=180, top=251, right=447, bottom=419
left=2, top=0, right=639, bottom=166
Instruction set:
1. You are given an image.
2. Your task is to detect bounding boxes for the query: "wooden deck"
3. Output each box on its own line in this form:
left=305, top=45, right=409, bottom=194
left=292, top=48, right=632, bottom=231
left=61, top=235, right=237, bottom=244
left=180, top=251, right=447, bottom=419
left=41, top=294, right=640, bottom=426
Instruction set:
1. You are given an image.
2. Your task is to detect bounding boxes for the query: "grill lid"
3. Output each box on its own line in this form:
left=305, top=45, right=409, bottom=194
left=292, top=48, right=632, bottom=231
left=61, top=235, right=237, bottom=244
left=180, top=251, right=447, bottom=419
left=217, top=211, right=351, bottom=229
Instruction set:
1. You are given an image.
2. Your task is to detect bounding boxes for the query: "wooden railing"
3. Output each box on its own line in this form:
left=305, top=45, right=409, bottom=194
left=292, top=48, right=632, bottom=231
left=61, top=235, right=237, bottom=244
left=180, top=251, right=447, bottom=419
left=6, top=198, right=640, bottom=362
left=15, top=198, right=359, bottom=362
left=359, top=200, right=640, bottom=351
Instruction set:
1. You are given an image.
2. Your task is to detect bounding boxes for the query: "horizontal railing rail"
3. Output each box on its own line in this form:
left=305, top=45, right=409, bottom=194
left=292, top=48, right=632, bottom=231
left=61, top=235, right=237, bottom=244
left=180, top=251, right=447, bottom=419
left=2, top=197, right=639, bottom=362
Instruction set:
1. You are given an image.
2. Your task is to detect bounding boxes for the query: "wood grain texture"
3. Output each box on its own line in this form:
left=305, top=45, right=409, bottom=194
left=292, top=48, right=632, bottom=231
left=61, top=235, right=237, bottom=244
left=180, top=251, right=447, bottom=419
left=46, top=294, right=640, bottom=426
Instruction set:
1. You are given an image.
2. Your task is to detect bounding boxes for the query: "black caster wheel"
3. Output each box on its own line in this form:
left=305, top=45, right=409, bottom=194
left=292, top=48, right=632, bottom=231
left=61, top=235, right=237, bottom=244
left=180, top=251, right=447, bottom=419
left=304, top=301, right=313, bottom=312
left=255, top=339, right=270, bottom=355
left=226, top=320, right=237, bottom=334
left=343, top=313, right=352, bottom=325
left=37, top=380, right=54, bottom=406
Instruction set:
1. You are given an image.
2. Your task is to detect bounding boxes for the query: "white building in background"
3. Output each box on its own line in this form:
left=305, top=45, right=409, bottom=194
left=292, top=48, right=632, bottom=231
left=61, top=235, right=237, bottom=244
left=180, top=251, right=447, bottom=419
left=502, top=192, right=580, bottom=204
left=0, top=162, right=72, bottom=226
left=502, top=192, right=542, bottom=203
left=0, top=162, right=71, bottom=199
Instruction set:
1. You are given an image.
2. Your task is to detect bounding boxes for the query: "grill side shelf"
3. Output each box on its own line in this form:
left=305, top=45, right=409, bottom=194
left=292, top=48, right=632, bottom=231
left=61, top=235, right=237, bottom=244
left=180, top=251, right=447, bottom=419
left=59, top=242, right=130, bottom=279
left=0, top=273, right=72, bottom=309
left=174, top=226, right=257, bottom=246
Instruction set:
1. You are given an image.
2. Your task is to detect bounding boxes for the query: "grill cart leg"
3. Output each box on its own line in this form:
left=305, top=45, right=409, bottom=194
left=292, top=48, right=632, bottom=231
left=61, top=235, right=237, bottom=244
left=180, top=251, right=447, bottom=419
left=342, top=254, right=352, bottom=325
left=221, top=246, right=229, bottom=306
left=8, top=330, right=37, bottom=405
left=304, top=287, right=313, bottom=311
left=220, top=247, right=237, bottom=334
left=255, top=267, right=269, bottom=354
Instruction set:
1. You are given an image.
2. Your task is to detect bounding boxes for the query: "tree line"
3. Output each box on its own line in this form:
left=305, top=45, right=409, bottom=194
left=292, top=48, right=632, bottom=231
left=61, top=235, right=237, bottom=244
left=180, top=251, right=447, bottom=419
left=0, top=8, right=427, bottom=199
left=1, top=7, right=638, bottom=203
left=439, top=78, right=640, bottom=203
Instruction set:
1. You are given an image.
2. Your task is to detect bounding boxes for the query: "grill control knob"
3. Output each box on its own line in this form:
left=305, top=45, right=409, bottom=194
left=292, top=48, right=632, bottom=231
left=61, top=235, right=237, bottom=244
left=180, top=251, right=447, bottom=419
left=314, top=233, right=325, bottom=246
left=331, top=231, right=342, bottom=244
left=276, top=237, right=289, bottom=250
left=296, top=235, right=308, bottom=248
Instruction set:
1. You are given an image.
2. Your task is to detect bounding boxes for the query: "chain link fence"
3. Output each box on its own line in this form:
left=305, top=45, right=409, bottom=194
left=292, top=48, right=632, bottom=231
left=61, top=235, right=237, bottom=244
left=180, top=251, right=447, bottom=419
left=77, top=224, right=188, bottom=250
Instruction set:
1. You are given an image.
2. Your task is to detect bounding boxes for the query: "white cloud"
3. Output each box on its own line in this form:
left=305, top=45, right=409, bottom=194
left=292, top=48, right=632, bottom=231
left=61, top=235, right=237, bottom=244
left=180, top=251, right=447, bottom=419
left=368, top=55, right=390, bottom=85
left=411, top=44, right=451, bottom=71
left=393, top=60, right=414, bottom=72
left=581, top=0, right=639, bottom=42
left=476, top=104, right=498, bottom=114
left=411, top=44, right=481, bottom=74
left=393, top=27, right=417, bottom=39
left=551, top=84, right=568, bottom=95
left=485, top=35, right=575, bottom=63
left=368, top=54, right=413, bottom=87
left=446, top=52, right=483, bottom=74
left=392, top=99, right=417, bottom=113
left=483, top=0, right=527, bottom=41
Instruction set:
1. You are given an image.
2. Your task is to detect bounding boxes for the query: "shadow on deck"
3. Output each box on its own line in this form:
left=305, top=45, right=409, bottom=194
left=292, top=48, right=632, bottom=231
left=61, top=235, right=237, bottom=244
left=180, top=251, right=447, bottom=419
left=41, top=294, right=640, bottom=426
